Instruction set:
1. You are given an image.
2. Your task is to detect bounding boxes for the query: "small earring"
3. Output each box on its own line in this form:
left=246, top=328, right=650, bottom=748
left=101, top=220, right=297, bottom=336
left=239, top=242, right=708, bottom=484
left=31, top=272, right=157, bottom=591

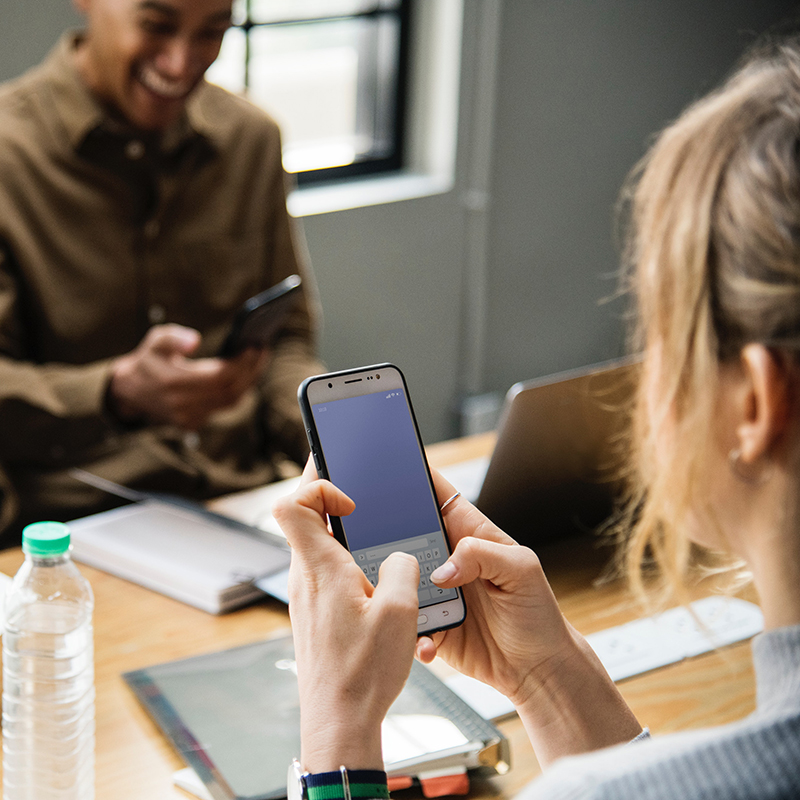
left=728, top=448, right=772, bottom=486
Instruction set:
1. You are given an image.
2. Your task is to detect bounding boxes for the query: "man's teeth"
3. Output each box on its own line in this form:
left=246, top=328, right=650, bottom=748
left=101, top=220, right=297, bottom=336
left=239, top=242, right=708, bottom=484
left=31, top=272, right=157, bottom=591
left=138, top=67, right=190, bottom=99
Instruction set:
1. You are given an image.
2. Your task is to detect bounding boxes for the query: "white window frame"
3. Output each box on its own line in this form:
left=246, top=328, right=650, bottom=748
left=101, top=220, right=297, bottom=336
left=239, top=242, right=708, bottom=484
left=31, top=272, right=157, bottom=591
left=287, top=0, right=464, bottom=217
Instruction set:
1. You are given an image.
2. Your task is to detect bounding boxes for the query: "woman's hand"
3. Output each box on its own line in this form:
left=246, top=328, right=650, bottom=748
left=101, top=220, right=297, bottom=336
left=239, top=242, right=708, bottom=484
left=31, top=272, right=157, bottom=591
left=418, top=470, right=642, bottom=766
left=416, top=470, right=575, bottom=707
left=272, top=459, right=420, bottom=773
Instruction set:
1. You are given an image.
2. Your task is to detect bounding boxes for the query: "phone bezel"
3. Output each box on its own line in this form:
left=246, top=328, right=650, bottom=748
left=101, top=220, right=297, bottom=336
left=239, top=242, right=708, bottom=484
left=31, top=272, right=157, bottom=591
left=298, top=363, right=466, bottom=637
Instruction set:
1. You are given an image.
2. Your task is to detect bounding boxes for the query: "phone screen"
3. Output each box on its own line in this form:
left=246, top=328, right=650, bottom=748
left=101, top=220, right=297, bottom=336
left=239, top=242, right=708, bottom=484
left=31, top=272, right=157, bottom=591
left=301, top=365, right=465, bottom=634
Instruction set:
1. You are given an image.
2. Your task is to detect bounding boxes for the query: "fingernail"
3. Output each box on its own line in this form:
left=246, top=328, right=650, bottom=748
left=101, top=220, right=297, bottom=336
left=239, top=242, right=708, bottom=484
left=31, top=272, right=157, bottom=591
left=431, top=561, right=456, bottom=584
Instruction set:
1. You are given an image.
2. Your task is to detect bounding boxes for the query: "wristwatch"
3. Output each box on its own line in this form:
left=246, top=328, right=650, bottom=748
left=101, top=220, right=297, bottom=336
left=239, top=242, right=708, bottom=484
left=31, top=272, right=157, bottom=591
left=287, top=760, right=389, bottom=800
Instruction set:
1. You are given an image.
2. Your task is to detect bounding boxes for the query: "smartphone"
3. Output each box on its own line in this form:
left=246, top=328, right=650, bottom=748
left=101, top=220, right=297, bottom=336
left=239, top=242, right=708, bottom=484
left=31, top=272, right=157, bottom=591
left=217, top=274, right=302, bottom=357
left=298, top=363, right=466, bottom=637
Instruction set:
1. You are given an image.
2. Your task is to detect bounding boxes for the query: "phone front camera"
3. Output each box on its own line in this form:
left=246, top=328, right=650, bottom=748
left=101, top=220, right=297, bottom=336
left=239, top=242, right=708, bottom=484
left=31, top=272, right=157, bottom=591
left=327, top=382, right=333, bottom=388
left=376, top=374, right=380, bottom=379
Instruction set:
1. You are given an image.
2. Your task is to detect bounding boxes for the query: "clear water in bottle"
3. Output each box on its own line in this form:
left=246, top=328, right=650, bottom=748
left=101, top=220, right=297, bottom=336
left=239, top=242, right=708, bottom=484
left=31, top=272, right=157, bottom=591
left=2, top=521, right=95, bottom=800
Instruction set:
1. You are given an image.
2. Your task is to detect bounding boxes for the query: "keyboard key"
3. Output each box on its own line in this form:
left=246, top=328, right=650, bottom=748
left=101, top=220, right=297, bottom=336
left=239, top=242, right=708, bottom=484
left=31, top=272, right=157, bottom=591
left=352, top=543, right=454, bottom=604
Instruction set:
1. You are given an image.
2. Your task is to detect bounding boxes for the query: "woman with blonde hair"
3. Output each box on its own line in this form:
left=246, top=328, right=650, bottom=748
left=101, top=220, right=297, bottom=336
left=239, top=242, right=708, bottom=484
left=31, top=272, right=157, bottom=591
left=274, top=38, right=800, bottom=800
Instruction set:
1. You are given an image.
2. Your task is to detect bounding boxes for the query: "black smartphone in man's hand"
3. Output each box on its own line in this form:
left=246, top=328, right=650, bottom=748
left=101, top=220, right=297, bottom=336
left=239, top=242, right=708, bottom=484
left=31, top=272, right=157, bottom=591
left=217, top=274, right=302, bottom=357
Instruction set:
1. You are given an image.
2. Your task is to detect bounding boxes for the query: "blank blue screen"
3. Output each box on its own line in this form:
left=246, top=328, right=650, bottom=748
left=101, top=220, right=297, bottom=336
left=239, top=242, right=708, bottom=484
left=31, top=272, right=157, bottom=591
left=312, top=389, right=442, bottom=551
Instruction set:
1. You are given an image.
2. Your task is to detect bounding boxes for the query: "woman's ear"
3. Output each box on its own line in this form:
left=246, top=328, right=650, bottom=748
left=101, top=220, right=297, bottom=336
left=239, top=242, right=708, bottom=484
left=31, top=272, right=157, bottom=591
left=736, top=344, right=793, bottom=464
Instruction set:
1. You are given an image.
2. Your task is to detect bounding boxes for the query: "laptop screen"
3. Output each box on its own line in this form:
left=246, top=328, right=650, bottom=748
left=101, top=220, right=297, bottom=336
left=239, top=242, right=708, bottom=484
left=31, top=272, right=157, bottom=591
left=475, top=357, right=638, bottom=545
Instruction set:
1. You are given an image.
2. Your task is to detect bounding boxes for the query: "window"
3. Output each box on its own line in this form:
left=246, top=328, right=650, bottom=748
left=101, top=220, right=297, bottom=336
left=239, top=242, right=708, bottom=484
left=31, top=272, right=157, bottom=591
left=206, top=0, right=412, bottom=185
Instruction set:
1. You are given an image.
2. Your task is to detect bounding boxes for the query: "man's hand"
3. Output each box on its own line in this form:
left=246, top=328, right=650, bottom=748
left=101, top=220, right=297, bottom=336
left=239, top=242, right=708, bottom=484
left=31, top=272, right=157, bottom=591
left=108, top=324, right=268, bottom=429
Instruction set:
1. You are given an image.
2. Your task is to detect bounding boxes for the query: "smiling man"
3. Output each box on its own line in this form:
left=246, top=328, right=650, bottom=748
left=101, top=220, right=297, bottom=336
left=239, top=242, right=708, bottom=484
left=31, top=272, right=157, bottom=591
left=74, top=0, right=233, bottom=130
left=0, top=0, right=324, bottom=544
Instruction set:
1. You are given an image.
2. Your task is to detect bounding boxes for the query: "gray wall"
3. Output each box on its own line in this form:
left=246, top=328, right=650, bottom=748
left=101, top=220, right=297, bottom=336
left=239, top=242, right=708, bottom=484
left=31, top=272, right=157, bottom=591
left=482, top=0, right=799, bottom=397
left=304, top=0, right=798, bottom=441
left=2, top=0, right=797, bottom=444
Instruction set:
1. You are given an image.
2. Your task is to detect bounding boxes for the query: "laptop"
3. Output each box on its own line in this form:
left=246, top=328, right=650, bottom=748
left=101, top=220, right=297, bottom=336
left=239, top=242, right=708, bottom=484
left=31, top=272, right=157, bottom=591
left=463, top=357, right=639, bottom=546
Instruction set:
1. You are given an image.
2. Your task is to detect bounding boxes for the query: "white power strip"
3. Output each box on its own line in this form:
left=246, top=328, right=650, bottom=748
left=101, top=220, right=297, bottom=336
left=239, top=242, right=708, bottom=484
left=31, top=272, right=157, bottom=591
left=586, top=595, right=763, bottom=681
left=446, top=596, right=764, bottom=720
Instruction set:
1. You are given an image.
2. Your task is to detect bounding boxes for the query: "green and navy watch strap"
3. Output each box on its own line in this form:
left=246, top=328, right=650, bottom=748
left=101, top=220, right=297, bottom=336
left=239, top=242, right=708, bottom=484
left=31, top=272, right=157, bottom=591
left=305, top=767, right=389, bottom=800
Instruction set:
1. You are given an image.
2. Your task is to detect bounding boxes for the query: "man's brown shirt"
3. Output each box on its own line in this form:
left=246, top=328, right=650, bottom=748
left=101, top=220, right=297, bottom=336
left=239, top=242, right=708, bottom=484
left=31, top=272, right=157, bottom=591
left=0, top=34, right=323, bottom=539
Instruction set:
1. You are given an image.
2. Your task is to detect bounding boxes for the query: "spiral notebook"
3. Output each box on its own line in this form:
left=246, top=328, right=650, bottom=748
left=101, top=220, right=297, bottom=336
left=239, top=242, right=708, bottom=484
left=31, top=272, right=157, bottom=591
left=123, top=631, right=510, bottom=800
left=65, top=469, right=293, bottom=614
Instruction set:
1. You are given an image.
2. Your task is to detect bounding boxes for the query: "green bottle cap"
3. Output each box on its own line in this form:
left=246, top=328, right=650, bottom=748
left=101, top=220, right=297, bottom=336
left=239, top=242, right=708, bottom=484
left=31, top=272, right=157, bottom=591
left=22, top=521, right=71, bottom=557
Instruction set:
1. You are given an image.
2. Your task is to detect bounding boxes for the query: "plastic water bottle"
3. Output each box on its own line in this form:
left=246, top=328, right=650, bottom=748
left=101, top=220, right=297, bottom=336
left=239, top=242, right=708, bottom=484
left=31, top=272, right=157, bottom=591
left=2, top=521, right=95, bottom=799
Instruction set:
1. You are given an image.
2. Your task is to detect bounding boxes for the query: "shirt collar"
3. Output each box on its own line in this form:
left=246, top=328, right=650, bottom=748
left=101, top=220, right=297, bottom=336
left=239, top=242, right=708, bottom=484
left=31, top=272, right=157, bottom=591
left=41, top=32, right=106, bottom=153
left=41, top=31, right=219, bottom=159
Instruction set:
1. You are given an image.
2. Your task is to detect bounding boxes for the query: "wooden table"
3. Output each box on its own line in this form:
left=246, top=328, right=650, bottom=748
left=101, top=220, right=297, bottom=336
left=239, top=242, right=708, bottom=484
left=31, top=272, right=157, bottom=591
left=0, top=433, right=757, bottom=799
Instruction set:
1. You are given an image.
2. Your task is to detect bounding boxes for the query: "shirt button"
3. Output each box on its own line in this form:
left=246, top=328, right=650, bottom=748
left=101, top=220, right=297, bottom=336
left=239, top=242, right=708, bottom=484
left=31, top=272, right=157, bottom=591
left=148, top=304, right=167, bottom=324
left=125, top=140, right=145, bottom=160
left=144, top=219, right=160, bottom=240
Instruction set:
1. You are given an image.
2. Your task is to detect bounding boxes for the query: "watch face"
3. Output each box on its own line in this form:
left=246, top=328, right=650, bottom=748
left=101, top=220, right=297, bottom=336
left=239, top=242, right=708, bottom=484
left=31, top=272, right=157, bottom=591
left=287, top=759, right=305, bottom=800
